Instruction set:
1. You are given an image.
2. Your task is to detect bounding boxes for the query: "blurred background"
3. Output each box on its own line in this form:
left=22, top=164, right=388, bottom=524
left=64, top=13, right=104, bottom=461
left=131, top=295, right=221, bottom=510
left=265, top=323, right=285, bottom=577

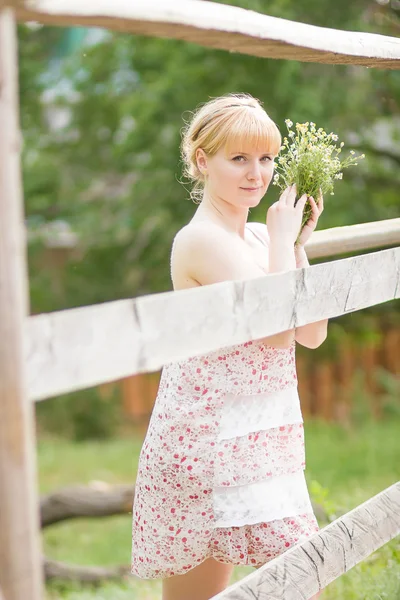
left=20, top=0, right=400, bottom=598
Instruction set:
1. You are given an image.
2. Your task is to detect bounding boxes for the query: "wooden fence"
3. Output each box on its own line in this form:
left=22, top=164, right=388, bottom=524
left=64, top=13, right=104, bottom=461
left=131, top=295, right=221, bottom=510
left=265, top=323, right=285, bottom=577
left=1, top=2, right=400, bottom=600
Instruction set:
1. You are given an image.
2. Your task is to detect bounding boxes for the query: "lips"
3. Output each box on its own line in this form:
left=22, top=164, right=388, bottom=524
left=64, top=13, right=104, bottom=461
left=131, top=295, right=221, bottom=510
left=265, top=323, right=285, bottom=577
left=241, top=187, right=260, bottom=191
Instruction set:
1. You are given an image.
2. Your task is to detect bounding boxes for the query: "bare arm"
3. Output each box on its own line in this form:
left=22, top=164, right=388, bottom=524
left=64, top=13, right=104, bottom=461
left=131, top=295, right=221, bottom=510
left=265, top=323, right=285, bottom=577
left=248, top=222, right=327, bottom=349
left=267, top=239, right=297, bottom=347
left=294, top=245, right=328, bottom=349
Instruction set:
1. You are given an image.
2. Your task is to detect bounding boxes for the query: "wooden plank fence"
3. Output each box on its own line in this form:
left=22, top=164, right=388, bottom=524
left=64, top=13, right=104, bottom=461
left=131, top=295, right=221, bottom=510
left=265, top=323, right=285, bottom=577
left=0, top=1, right=399, bottom=599
left=10, top=0, right=400, bottom=69
left=0, top=9, right=44, bottom=600
left=27, top=245, right=400, bottom=402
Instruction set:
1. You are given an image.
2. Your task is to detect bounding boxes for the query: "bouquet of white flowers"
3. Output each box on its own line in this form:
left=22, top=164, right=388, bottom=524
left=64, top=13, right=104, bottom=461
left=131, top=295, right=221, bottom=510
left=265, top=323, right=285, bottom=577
left=273, top=120, right=365, bottom=238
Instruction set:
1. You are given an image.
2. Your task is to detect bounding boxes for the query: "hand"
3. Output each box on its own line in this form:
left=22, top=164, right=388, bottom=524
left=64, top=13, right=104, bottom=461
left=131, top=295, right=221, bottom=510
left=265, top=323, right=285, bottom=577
left=296, top=189, right=324, bottom=248
left=266, top=184, right=308, bottom=247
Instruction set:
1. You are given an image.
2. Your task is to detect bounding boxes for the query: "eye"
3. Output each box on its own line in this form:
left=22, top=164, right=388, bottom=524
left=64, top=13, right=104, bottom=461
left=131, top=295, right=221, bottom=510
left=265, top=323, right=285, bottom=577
left=261, top=156, right=273, bottom=162
left=232, top=155, right=246, bottom=162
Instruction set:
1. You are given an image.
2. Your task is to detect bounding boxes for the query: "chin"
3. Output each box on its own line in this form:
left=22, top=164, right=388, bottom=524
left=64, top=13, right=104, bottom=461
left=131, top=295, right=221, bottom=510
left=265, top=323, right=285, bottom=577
left=241, top=194, right=263, bottom=207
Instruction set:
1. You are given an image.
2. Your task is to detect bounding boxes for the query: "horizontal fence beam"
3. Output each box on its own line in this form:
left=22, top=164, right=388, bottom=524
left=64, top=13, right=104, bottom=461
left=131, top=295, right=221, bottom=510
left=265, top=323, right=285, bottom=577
left=26, top=246, right=400, bottom=402
left=28, top=218, right=400, bottom=259
left=6, top=0, right=400, bottom=69
left=212, top=481, right=400, bottom=599
left=304, top=217, right=400, bottom=259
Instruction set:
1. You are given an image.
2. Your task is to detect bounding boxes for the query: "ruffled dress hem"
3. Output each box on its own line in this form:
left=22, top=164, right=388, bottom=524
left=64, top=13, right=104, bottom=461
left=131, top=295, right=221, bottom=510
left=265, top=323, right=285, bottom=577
left=131, top=512, right=319, bottom=579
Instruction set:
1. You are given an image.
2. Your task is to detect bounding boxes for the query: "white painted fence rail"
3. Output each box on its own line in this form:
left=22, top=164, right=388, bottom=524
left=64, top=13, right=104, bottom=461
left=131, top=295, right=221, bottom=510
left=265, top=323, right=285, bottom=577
left=4, top=0, right=400, bottom=69
left=27, top=246, right=400, bottom=402
left=212, top=482, right=400, bottom=599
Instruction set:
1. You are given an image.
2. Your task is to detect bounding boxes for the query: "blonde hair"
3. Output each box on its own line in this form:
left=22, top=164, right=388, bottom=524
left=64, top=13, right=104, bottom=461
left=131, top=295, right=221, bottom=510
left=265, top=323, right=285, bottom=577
left=180, top=93, right=282, bottom=203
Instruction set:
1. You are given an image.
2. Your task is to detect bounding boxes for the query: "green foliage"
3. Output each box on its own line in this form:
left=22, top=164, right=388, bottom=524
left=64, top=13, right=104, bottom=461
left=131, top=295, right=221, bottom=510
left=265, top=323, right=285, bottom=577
left=36, top=386, right=123, bottom=441
left=309, top=479, right=338, bottom=522
left=376, top=367, right=400, bottom=419
left=348, top=368, right=379, bottom=427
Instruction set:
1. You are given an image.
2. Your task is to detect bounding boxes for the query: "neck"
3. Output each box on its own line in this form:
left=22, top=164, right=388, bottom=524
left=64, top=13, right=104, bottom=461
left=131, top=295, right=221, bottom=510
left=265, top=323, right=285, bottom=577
left=194, top=189, right=249, bottom=239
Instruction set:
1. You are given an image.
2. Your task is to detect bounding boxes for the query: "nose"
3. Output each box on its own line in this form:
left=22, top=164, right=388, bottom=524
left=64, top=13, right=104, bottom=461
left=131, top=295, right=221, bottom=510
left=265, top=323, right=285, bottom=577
left=246, top=159, right=261, bottom=182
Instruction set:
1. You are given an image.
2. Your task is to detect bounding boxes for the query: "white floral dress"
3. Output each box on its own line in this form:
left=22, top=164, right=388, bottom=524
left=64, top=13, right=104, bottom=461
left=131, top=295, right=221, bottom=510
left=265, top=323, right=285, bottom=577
left=131, top=338, right=318, bottom=579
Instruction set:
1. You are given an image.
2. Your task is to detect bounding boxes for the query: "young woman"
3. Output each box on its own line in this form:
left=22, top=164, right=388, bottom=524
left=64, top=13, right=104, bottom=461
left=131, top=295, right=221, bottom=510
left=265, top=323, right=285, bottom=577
left=131, top=93, right=326, bottom=600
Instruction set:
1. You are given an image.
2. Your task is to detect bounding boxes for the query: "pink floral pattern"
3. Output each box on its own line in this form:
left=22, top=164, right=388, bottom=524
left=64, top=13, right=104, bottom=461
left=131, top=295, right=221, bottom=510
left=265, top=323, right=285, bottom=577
left=131, top=338, right=318, bottom=579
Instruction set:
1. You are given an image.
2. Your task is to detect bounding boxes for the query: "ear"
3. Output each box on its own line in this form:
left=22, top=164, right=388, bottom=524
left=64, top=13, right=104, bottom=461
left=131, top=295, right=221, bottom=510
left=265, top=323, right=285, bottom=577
left=195, top=148, right=208, bottom=174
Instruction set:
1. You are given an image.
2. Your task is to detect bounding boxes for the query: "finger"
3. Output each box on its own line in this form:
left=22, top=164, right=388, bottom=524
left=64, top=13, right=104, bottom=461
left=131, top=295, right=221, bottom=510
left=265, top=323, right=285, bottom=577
left=286, top=184, right=299, bottom=206
left=280, top=183, right=296, bottom=205
left=308, top=198, right=319, bottom=220
left=295, top=193, right=308, bottom=210
left=312, top=195, right=323, bottom=215
left=282, top=183, right=294, bottom=195
left=311, top=196, right=322, bottom=216
left=282, top=184, right=297, bottom=207
left=309, top=196, right=318, bottom=211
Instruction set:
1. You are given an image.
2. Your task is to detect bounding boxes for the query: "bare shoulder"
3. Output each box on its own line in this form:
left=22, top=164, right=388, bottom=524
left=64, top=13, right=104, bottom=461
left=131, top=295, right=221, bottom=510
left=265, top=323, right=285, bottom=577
left=173, top=221, right=237, bottom=257
left=170, top=222, right=232, bottom=290
left=171, top=221, right=264, bottom=289
left=173, top=221, right=229, bottom=248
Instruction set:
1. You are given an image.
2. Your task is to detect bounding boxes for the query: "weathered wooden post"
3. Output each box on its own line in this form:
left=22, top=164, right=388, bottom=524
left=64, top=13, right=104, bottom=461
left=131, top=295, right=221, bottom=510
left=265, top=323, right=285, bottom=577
left=0, top=8, right=44, bottom=600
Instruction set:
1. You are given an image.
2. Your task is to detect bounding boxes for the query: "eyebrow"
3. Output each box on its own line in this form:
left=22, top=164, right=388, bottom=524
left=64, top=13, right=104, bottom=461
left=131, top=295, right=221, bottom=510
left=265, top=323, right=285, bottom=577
left=229, top=151, right=274, bottom=156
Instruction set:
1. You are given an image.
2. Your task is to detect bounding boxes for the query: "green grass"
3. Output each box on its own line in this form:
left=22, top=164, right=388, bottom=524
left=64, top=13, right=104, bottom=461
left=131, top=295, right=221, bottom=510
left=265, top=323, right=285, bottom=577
left=38, top=419, right=400, bottom=599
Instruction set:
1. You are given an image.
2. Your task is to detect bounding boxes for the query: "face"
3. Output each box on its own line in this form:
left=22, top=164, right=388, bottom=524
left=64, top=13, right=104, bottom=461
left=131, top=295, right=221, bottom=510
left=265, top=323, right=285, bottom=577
left=196, top=143, right=276, bottom=208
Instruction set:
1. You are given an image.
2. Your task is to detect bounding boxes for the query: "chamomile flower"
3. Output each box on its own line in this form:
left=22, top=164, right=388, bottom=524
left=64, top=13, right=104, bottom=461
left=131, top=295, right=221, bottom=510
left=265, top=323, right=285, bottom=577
left=276, top=119, right=365, bottom=243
